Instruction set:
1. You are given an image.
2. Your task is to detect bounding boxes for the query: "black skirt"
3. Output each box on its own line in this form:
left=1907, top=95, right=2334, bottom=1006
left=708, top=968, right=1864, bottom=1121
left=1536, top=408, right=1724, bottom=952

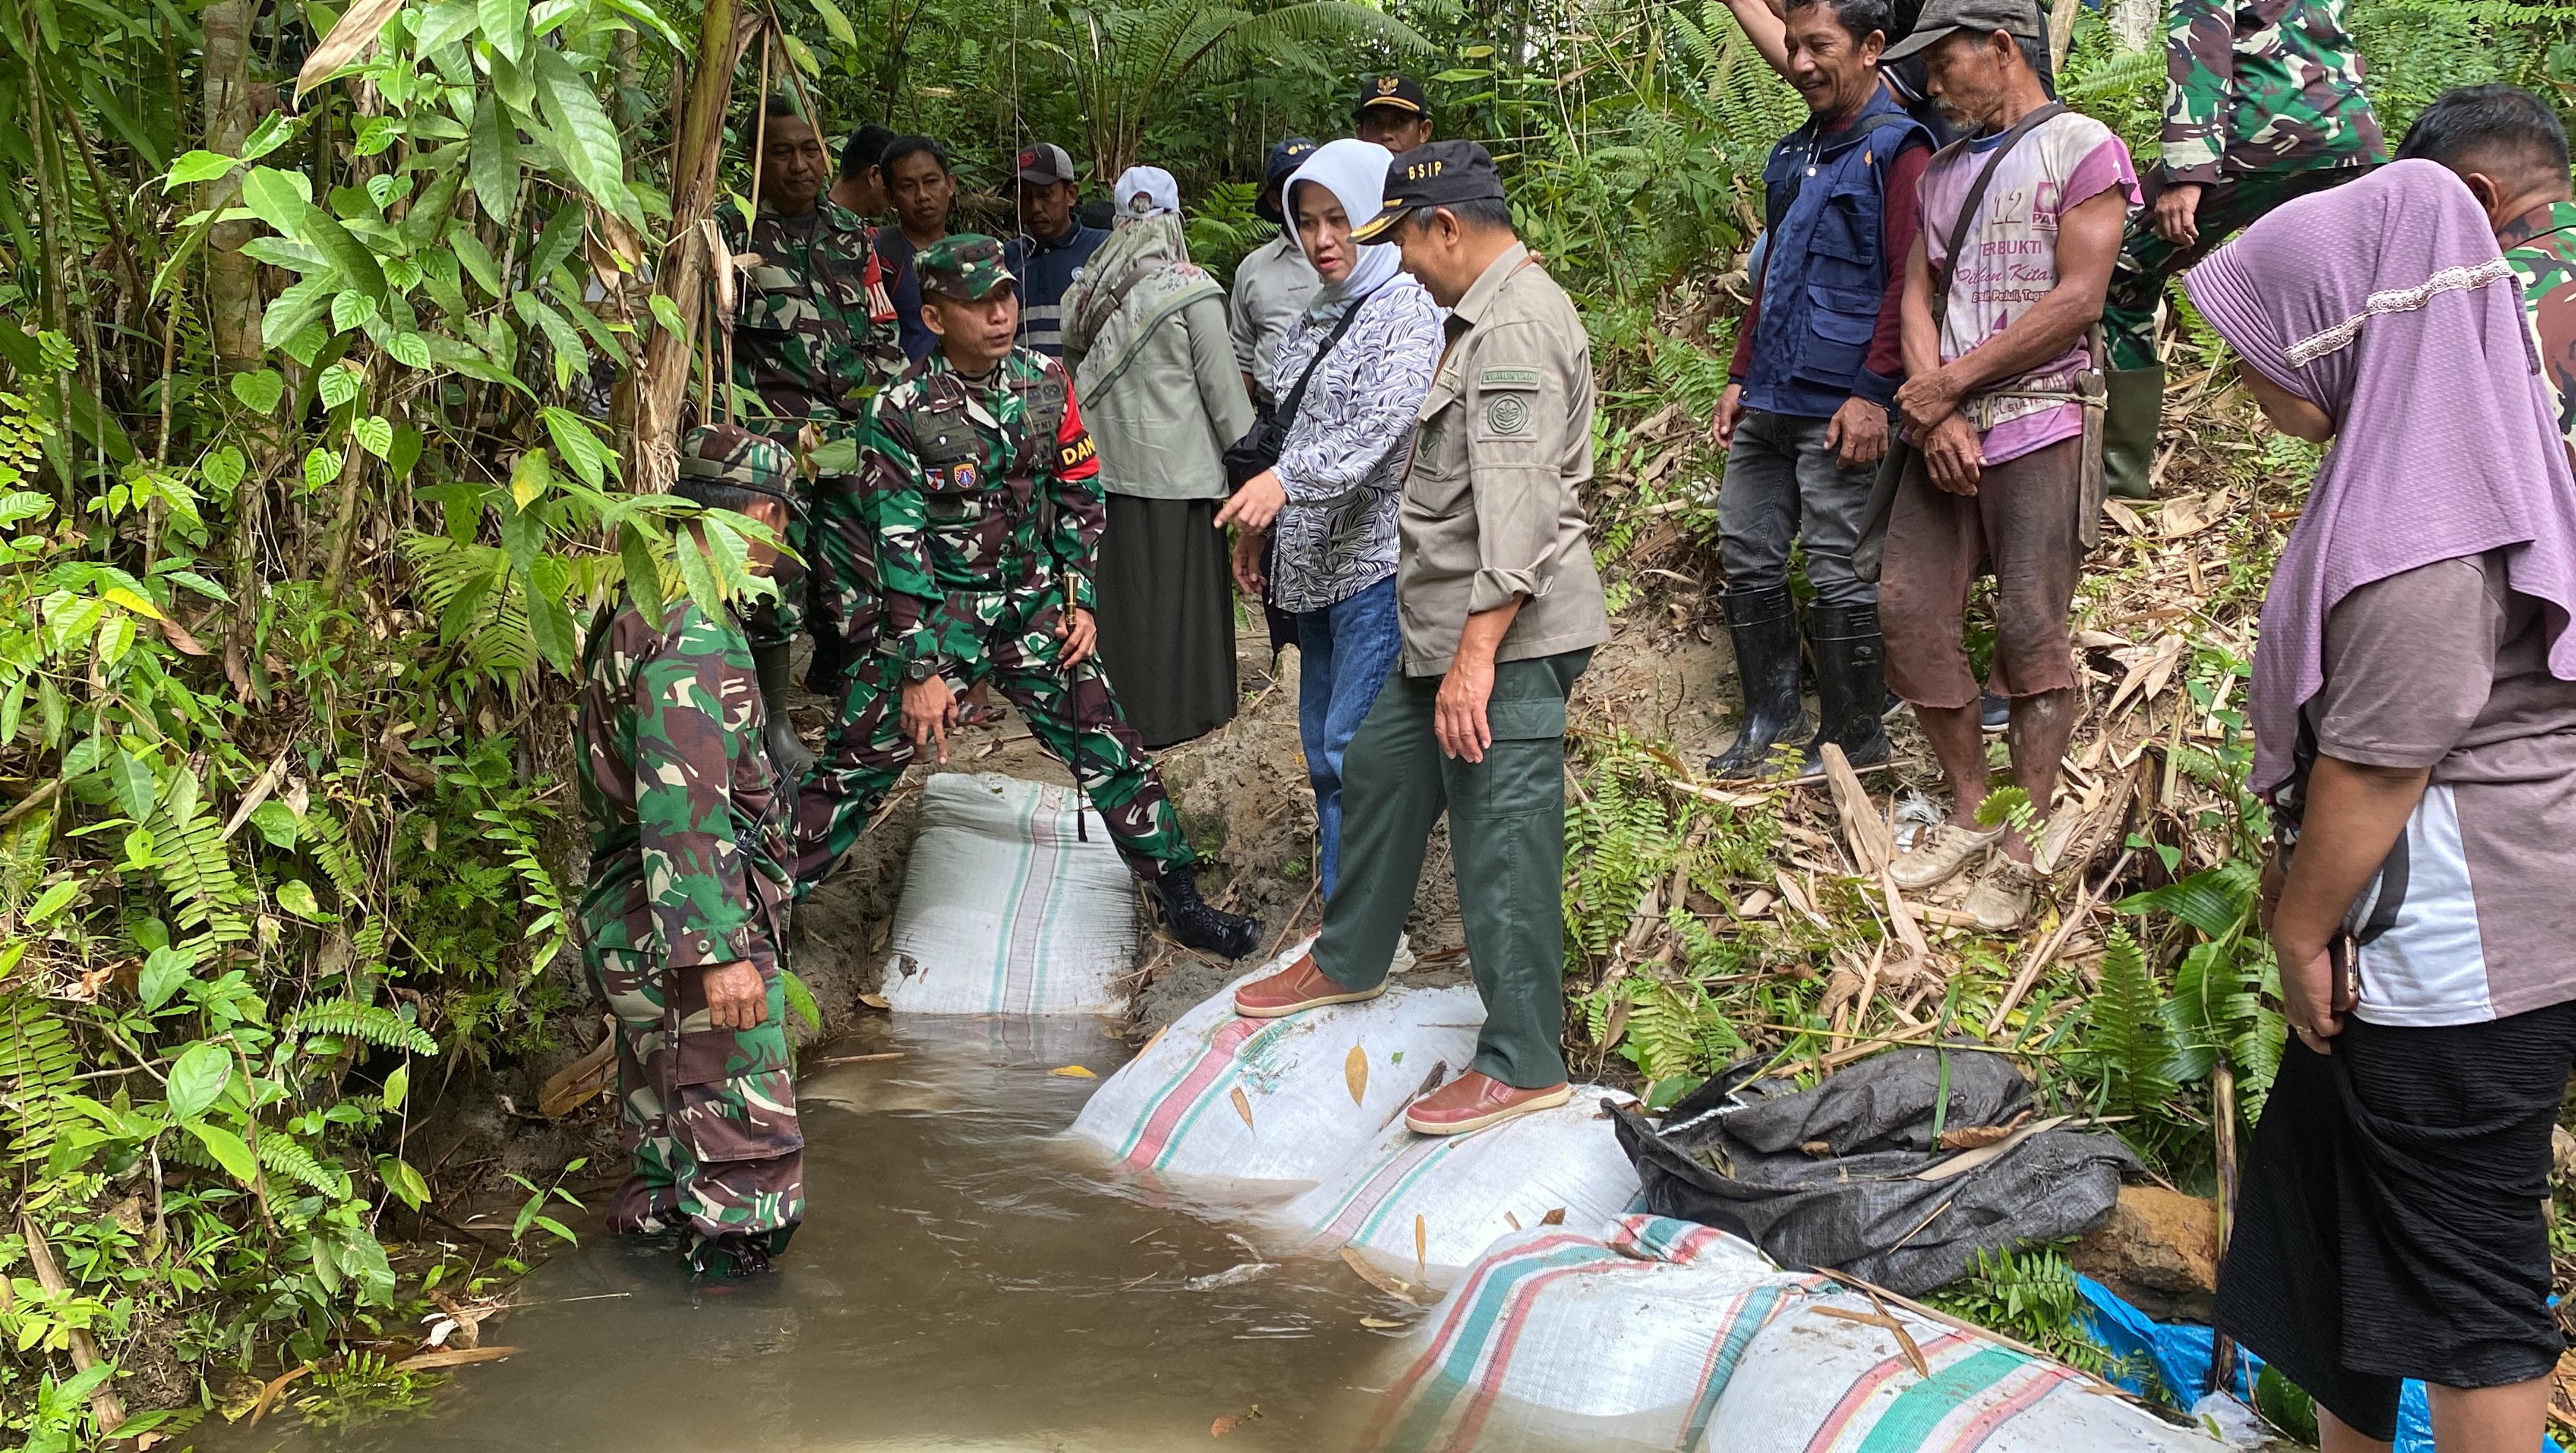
left=1093, top=493, right=1238, bottom=750
left=2214, top=1003, right=2576, bottom=1441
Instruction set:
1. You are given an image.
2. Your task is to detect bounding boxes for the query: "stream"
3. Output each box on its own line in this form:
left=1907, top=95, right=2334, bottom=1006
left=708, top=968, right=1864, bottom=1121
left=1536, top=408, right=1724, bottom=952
left=214, top=1014, right=1454, bottom=1452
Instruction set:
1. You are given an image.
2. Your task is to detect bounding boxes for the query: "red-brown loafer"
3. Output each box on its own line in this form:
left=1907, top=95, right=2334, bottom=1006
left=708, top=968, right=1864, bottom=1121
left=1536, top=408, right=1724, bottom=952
left=1232, top=953, right=1384, bottom=1018
left=1403, top=1072, right=1575, bottom=1135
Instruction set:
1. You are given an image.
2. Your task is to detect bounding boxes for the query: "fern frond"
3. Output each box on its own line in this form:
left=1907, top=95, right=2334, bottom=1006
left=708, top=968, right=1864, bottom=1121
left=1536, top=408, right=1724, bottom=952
left=149, top=784, right=250, bottom=946
left=287, top=1001, right=438, bottom=1056
left=0, top=994, right=79, bottom=1164
left=257, top=1133, right=351, bottom=1197
left=2087, top=926, right=2175, bottom=1114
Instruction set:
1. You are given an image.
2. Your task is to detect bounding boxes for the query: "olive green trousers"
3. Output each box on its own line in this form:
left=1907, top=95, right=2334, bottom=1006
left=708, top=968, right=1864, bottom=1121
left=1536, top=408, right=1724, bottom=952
left=1313, top=649, right=1590, bottom=1089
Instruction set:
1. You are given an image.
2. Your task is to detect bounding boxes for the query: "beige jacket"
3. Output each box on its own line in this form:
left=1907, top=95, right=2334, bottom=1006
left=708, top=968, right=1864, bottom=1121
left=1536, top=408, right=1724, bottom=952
left=1396, top=243, right=1611, bottom=677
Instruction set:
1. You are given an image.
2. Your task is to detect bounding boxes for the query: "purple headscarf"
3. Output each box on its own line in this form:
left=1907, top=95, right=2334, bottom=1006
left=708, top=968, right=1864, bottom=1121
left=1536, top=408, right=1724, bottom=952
left=2184, top=159, right=2576, bottom=793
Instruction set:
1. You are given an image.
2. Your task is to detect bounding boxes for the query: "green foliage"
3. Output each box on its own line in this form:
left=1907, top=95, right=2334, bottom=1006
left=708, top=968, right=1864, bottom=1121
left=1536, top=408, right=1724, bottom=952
left=1926, top=1245, right=2116, bottom=1378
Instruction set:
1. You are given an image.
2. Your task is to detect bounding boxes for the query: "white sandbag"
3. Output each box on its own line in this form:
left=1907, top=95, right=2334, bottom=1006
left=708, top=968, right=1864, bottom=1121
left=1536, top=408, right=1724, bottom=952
left=878, top=773, right=1138, bottom=1016
left=1703, top=1289, right=2223, bottom=1453
left=1278, top=1086, right=1644, bottom=1274
left=1361, top=1215, right=1822, bottom=1451
left=1066, top=938, right=1483, bottom=1188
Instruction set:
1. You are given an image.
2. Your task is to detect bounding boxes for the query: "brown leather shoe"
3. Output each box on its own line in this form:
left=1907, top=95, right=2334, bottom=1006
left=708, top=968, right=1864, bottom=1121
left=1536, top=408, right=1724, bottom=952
left=1404, top=1072, right=1575, bottom=1135
left=1232, top=953, right=1384, bottom=1018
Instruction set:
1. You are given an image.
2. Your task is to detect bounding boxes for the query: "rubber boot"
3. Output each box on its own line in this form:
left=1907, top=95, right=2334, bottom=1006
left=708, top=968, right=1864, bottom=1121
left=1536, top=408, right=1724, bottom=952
left=750, top=641, right=815, bottom=783
left=1800, top=603, right=1892, bottom=778
left=2103, top=364, right=2163, bottom=501
left=1707, top=587, right=1809, bottom=780
left=1154, top=866, right=1259, bottom=959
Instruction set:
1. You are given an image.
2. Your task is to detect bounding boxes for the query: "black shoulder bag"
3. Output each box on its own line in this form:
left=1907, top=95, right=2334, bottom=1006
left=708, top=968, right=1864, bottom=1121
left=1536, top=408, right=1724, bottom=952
left=1851, top=102, right=2064, bottom=583
left=1224, top=294, right=1368, bottom=490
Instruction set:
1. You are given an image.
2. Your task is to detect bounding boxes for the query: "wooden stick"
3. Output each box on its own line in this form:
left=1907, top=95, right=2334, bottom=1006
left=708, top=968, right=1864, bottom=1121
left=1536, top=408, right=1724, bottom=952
left=18, top=1214, right=128, bottom=1435
left=2205, top=1062, right=2241, bottom=1397
left=817, top=1051, right=905, bottom=1065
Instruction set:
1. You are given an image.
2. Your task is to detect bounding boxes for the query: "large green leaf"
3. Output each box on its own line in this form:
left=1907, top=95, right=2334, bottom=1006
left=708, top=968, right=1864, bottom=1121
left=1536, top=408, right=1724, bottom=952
left=105, top=746, right=157, bottom=823
left=526, top=203, right=584, bottom=285
left=240, top=166, right=315, bottom=238
left=165, top=1040, right=233, bottom=1122
left=411, top=0, right=477, bottom=53
left=449, top=223, right=503, bottom=299
left=184, top=1120, right=261, bottom=1185
left=469, top=93, right=519, bottom=223
left=542, top=405, right=612, bottom=489
left=2116, top=864, right=2253, bottom=940
left=300, top=203, right=388, bottom=299
left=533, top=48, right=639, bottom=225
left=479, top=0, right=528, bottom=61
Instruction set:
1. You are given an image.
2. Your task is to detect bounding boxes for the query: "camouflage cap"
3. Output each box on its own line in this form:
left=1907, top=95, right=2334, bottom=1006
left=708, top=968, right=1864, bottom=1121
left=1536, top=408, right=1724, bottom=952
left=916, top=233, right=1016, bottom=302
left=676, top=423, right=801, bottom=513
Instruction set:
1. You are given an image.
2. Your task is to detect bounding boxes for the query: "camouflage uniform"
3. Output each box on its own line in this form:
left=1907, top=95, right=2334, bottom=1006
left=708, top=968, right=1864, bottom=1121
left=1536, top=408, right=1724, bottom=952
left=2103, top=0, right=2386, bottom=371
left=793, top=236, right=1196, bottom=890
left=2501, top=200, right=2576, bottom=454
left=719, top=200, right=908, bottom=669
left=576, top=428, right=804, bottom=1259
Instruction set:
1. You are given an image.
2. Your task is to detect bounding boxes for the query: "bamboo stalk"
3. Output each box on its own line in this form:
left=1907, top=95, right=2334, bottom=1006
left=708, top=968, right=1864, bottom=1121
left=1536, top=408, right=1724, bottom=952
left=2205, top=1062, right=2241, bottom=1398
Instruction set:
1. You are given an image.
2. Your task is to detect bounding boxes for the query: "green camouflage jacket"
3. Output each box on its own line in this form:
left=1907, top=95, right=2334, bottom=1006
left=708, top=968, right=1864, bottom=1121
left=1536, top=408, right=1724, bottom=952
left=719, top=200, right=908, bottom=446
left=2503, top=199, right=2576, bottom=454
left=861, top=347, right=1104, bottom=670
left=2161, top=0, right=2383, bottom=185
left=575, top=593, right=792, bottom=967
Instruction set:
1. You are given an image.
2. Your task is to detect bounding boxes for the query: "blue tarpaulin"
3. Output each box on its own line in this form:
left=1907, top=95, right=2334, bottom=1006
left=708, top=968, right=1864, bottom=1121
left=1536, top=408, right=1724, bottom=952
left=2076, top=1275, right=2560, bottom=1453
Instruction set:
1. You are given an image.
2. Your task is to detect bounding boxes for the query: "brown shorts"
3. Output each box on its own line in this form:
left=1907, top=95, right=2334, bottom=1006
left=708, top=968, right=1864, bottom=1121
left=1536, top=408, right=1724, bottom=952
left=1879, top=436, right=2082, bottom=710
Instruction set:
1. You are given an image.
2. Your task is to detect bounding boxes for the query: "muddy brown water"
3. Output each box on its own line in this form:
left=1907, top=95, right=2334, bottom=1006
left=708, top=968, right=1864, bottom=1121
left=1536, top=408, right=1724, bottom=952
left=210, top=1014, right=1592, bottom=1453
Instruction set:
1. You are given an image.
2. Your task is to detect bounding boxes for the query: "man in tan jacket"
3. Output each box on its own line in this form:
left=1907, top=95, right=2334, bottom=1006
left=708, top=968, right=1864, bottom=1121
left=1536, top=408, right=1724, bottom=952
left=1232, top=143, right=1611, bottom=1136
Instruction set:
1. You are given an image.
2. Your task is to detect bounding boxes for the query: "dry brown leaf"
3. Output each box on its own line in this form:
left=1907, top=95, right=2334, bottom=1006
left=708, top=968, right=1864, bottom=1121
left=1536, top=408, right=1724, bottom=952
left=1820, top=743, right=1892, bottom=875
left=1344, top=1045, right=1368, bottom=1105
left=1050, top=1065, right=1098, bottom=1079
left=1338, top=1245, right=1426, bottom=1302
left=1230, top=1085, right=1254, bottom=1128
left=1358, top=1316, right=1404, bottom=1329
left=394, top=1345, right=522, bottom=1372
left=858, top=992, right=891, bottom=1010
left=296, top=0, right=408, bottom=98
left=537, top=1035, right=617, bottom=1119
left=244, top=1362, right=315, bottom=1428
left=155, top=614, right=211, bottom=656
left=2103, top=498, right=2148, bottom=537
left=1538, top=1207, right=1565, bottom=1226
left=1209, top=1405, right=1261, bottom=1436
left=1503, top=1212, right=1522, bottom=1231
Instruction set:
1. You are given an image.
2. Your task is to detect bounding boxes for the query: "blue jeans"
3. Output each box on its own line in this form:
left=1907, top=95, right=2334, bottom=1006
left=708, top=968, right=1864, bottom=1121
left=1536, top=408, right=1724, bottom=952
left=1294, top=574, right=1401, bottom=901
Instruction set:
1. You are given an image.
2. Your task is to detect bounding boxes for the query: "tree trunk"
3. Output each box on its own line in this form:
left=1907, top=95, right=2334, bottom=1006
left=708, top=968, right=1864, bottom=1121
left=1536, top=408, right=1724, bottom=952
left=622, top=0, right=753, bottom=493
left=2110, top=0, right=2157, bottom=52
left=202, top=0, right=262, bottom=372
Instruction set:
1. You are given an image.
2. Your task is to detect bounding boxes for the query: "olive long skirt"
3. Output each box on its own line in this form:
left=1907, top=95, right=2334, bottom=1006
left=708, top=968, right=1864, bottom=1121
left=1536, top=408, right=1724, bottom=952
left=1093, top=493, right=1238, bottom=750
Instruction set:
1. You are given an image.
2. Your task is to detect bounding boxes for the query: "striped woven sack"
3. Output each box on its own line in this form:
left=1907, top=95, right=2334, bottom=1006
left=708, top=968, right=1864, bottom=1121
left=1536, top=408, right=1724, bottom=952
left=1704, top=1291, right=2223, bottom=1453
left=878, top=773, right=1138, bottom=1016
left=1276, top=1086, right=1643, bottom=1275
left=1065, top=939, right=1483, bottom=1189
left=1363, top=1217, right=1823, bottom=1453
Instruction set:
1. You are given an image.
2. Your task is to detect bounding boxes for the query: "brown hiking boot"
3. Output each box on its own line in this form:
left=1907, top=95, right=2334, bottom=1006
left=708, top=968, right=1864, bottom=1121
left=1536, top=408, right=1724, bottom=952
left=1232, top=953, right=1384, bottom=1018
left=1403, top=1072, right=1574, bottom=1135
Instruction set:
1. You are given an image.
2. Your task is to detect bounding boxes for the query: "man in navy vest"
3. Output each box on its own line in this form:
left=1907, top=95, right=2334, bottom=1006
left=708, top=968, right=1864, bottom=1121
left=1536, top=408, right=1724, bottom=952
left=1707, top=0, right=1931, bottom=780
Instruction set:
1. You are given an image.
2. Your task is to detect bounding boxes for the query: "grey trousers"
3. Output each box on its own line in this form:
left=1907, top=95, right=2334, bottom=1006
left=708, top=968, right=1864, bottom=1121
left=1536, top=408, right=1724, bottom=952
left=1312, top=649, right=1591, bottom=1089
left=1719, top=406, right=1880, bottom=608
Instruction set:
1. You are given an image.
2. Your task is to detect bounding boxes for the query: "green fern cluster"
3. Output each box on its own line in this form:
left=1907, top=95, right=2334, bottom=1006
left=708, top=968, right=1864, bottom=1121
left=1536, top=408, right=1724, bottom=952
left=1564, top=740, right=1680, bottom=959
left=1926, top=1244, right=2116, bottom=1377
left=0, top=994, right=78, bottom=1165
left=286, top=1000, right=439, bottom=1058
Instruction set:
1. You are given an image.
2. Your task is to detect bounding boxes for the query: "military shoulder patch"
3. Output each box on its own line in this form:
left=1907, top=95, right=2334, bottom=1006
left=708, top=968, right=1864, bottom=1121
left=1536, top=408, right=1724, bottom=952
left=1484, top=393, right=1533, bottom=435
left=1479, top=365, right=1541, bottom=388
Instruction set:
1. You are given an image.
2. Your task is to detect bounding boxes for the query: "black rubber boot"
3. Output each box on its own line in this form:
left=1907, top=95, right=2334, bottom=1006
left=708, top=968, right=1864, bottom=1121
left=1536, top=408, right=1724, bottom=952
left=751, top=641, right=815, bottom=782
left=2103, top=364, right=2163, bottom=501
left=1155, top=867, right=1259, bottom=959
left=1800, top=603, right=1892, bottom=777
left=1707, top=587, right=1810, bottom=780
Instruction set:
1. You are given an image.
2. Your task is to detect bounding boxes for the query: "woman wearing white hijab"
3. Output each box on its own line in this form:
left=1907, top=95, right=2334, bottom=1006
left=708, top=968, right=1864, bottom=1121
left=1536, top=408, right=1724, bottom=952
left=1212, top=138, right=1443, bottom=901
left=1060, top=165, right=1257, bottom=747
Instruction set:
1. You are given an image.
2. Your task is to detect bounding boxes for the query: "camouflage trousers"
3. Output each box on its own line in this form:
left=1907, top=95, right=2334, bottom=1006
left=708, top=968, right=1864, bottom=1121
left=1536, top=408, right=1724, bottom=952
left=2105, top=165, right=2373, bottom=372
left=580, top=918, right=804, bottom=1245
left=791, top=582, right=1194, bottom=891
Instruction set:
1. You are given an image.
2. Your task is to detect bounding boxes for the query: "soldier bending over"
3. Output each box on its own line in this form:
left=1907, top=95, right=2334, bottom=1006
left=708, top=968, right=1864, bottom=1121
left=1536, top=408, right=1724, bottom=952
left=793, top=236, right=1260, bottom=960
left=577, top=426, right=806, bottom=1277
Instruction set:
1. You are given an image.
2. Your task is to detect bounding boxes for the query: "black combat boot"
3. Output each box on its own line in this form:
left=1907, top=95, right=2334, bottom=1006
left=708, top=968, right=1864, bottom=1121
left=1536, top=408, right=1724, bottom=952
left=750, top=641, right=815, bottom=782
left=1707, top=586, right=1810, bottom=780
left=1155, top=867, right=1259, bottom=959
left=1800, top=602, right=1892, bottom=778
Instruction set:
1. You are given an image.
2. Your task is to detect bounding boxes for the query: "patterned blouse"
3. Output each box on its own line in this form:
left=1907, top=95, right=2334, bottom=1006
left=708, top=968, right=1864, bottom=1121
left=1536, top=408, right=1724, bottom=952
left=1266, top=274, right=1445, bottom=612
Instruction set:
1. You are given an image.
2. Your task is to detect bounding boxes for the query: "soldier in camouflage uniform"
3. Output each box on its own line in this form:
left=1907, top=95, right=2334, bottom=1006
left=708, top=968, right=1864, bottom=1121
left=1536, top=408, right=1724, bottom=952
left=2395, top=83, right=2576, bottom=457
left=577, top=425, right=806, bottom=1277
left=2099, top=0, right=2384, bottom=498
left=792, top=236, right=1261, bottom=959
left=719, top=99, right=910, bottom=768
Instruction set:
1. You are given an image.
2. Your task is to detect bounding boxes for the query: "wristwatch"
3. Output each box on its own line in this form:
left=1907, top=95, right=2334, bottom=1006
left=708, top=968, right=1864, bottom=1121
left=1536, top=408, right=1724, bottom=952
left=904, top=658, right=938, bottom=684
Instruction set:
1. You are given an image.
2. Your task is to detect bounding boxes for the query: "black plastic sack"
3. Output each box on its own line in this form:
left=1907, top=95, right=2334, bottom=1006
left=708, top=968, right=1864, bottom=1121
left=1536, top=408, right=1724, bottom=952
left=1611, top=1045, right=2137, bottom=1296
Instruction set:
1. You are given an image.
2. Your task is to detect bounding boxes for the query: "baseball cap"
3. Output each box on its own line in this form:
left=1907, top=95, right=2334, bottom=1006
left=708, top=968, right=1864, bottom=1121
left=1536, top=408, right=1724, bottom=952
left=1354, top=74, right=1429, bottom=119
left=1351, top=140, right=1508, bottom=243
left=1015, top=142, right=1077, bottom=187
left=916, top=233, right=1016, bottom=301
left=1257, top=136, right=1319, bottom=223
left=1879, top=0, right=2044, bottom=62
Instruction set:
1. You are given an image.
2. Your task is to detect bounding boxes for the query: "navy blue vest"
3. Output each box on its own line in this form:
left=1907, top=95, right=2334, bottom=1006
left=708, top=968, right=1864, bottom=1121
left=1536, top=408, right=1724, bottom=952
left=1742, top=91, right=1931, bottom=418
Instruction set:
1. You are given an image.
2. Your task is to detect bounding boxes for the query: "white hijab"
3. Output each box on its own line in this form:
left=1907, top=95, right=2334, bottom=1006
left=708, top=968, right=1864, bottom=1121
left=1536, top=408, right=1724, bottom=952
left=1112, top=165, right=1181, bottom=222
left=1284, top=138, right=1403, bottom=320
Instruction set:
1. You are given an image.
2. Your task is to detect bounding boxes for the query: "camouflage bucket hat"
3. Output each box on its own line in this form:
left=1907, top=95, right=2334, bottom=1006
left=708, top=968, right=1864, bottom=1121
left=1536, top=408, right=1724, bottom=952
left=677, top=423, right=801, bottom=512
left=916, top=233, right=1016, bottom=302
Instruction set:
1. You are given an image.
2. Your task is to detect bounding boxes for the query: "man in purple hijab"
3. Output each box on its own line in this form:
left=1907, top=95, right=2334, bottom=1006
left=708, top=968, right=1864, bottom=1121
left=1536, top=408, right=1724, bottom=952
left=2184, top=159, right=2576, bottom=1453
